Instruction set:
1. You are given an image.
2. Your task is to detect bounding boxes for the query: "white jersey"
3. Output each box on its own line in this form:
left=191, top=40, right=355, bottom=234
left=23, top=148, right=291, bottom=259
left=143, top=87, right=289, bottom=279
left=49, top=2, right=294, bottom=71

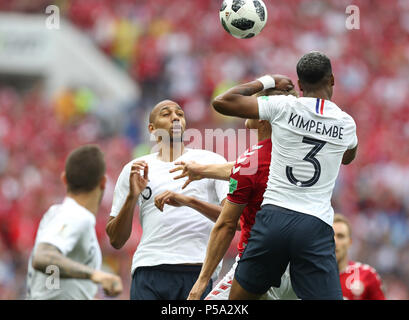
left=258, top=95, right=358, bottom=226
left=26, top=197, right=102, bottom=300
left=110, top=148, right=229, bottom=276
left=206, top=256, right=297, bottom=300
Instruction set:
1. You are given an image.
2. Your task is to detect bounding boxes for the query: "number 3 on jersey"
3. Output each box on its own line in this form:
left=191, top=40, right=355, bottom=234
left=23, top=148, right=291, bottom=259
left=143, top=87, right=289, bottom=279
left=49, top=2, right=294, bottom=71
left=286, top=137, right=326, bottom=187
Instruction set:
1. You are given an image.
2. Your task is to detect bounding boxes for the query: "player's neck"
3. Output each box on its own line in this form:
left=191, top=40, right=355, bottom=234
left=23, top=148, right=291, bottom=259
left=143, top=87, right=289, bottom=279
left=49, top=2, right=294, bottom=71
left=338, top=257, right=349, bottom=274
left=302, top=89, right=331, bottom=101
left=158, top=141, right=185, bottom=162
left=67, top=191, right=100, bottom=216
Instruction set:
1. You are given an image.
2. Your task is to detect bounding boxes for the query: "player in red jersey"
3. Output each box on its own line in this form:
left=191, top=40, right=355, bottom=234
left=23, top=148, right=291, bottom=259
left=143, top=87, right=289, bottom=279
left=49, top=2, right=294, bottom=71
left=333, top=213, right=385, bottom=300
left=155, top=88, right=299, bottom=300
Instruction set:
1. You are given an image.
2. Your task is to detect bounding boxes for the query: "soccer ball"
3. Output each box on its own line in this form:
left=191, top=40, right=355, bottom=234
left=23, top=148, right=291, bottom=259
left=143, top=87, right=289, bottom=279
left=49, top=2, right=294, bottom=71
left=219, top=0, right=268, bottom=39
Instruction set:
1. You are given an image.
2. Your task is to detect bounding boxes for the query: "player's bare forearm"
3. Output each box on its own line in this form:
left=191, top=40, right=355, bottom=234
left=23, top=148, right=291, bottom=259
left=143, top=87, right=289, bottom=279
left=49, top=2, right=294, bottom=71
left=195, top=202, right=243, bottom=285
left=106, top=195, right=138, bottom=249
left=212, top=80, right=263, bottom=119
left=201, top=162, right=235, bottom=181
left=32, top=243, right=94, bottom=279
left=184, top=196, right=223, bottom=223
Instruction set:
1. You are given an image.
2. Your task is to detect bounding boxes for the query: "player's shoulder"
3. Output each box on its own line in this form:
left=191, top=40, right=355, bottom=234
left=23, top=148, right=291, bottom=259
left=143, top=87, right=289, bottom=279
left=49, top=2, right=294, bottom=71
left=350, top=261, right=381, bottom=278
left=59, top=198, right=95, bottom=226
left=327, top=101, right=356, bottom=124
left=185, top=148, right=227, bottom=163
left=124, top=152, right=158, bottom=168
left=259, top=94, right=297, bottom=105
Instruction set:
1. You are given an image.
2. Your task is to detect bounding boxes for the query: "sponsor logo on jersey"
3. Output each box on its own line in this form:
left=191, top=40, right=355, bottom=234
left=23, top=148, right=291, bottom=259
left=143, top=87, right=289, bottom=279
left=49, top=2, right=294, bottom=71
left=229, top=177, right=238, bottom=194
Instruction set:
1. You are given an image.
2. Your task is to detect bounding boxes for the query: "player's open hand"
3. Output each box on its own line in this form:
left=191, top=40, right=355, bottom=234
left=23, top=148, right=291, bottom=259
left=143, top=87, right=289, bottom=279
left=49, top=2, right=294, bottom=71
left=169, top=161, right=204, bottom=189
left=129, top=161, right=149, bottom=198
left=154, top=190, right=189, bottom=212
left=91, top=270, right=123, bottom=297
left=272, top=74, right=294, bottom=91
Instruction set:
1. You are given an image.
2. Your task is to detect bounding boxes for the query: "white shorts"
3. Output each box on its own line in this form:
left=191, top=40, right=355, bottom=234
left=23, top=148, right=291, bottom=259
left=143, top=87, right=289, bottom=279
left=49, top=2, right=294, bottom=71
left=205, top=256, right=298, bottom=300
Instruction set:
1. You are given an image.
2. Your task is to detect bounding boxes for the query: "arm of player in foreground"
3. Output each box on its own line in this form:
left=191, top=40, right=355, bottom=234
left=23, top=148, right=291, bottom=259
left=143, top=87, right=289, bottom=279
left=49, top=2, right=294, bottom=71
left=170, top=161, right=235, bottom=189
left=32, top=243, right=122, bottom=297
left=187, top=200, right=245, bottom=300
left=212, top=75, right=294, bottom=119
left=106, top=161, right=148, bottom=249
left=154, top=191, right=240, bottom=230
left=342, top=144, right=358, bottom=165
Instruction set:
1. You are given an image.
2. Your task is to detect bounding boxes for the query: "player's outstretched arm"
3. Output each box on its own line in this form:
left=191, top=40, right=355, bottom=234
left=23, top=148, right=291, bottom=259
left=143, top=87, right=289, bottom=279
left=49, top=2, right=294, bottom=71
left=32, top=243, right=123, bottom=297
left=154, top=191, right=235, bottom=228
left=212, top=75, right=294, bottom=119
left=188, top=201, right=245, bottom=300
left=170, top=161, right=235, bottom=188
left=106, top=161, right=148, bottom=249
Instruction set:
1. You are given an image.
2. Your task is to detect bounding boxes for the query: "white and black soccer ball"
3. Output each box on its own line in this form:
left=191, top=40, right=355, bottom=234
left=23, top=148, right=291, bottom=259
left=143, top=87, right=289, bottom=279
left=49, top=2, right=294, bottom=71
left=219, top=0, right=268, bottom=39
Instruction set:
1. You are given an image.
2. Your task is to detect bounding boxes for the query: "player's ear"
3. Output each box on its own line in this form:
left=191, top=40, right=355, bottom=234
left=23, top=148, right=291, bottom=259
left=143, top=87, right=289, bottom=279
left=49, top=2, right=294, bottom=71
left=61, top=172, right=67, bottom=187
left=100, top=175, right=107, bottom=190
left=148, top=123, right=154, bottom=133
left=330, top=74, right=335, bottom=87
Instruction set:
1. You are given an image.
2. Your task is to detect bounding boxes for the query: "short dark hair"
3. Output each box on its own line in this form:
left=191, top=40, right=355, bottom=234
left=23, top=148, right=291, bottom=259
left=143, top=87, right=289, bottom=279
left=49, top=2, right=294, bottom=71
left=65, top=145, right=106, bottom=194
left=296, top=51, right=332, bottom=87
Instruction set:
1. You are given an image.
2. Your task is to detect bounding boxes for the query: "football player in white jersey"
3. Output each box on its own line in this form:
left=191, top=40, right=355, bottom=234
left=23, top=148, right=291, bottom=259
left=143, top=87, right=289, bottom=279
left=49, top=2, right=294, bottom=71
left=106, top=100, right=229, bottom=300
left=26, top=145, right=123, bottom=300
left=212, top=51, right=358, bottom=300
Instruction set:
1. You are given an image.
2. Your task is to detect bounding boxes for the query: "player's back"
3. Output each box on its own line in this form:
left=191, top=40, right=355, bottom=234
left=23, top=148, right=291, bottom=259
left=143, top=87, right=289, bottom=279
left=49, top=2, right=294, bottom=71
left=258, top=95, right=357, bottom=226
left=26, top=198, right=101, bottom=300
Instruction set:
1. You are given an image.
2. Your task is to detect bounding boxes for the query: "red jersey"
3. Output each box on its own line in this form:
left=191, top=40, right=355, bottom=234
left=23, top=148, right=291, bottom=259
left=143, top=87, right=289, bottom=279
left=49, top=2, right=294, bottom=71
left=227, top=139, right=271, bottom=257
left=339, top=261, right=385, bottom=300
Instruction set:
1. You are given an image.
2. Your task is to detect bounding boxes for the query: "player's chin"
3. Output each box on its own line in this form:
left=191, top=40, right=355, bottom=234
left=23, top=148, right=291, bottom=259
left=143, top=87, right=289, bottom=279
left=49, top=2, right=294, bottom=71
left=169, top=131, right=184, bottom=142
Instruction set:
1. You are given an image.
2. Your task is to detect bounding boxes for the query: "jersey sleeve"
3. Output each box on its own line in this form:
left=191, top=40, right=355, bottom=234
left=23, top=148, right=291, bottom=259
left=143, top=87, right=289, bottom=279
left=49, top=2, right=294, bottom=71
left=110, top=163, right=133, bottom=218
left=227, top=164, right=254, bottom=205
left=344, top=114, right=358, bottom=149
left=38, top=214, right=91, bottom=256
left=257, top=95, right=287, bottom=122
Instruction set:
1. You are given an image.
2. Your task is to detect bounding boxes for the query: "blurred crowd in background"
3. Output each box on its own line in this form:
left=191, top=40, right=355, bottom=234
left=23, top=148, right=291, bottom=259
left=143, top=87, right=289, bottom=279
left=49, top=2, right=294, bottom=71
left=1, top=0, right=409, bottom=299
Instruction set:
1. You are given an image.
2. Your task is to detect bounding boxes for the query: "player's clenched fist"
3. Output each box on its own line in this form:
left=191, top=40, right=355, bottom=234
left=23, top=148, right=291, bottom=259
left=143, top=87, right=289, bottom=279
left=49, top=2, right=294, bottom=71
left=91, top=270, right=123, bottom=297
left=271, top=74, right=294, bottom=91
left=129, top=161, right=149, bottom=198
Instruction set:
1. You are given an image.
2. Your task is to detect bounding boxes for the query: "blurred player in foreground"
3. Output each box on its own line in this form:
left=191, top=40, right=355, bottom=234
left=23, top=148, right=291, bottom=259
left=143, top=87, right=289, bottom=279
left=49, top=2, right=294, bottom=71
left=212, top=51, right=358, bottom=300
left=333, top=213, right=385, bottom=300
left=161, top=88, right=299, bottom=300
left=26, top=145, right=123, bottom=299
left=106, top=100, right=228, bottom=300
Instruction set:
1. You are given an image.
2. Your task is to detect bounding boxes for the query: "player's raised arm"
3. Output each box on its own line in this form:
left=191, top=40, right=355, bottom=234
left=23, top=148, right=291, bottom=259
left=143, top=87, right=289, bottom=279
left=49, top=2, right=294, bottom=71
left=212, top=75, right=294, bottom=119
left=106, top=161, right=148, bottom=249
left=32, top=243, right=123, bottom=297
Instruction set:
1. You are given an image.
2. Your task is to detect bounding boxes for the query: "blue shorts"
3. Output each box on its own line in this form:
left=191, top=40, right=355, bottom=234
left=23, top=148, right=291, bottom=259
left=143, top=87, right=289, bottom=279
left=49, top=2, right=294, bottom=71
left=235, top=204, right=342, bottom=300
left=130, top=264, right=213, bottom=300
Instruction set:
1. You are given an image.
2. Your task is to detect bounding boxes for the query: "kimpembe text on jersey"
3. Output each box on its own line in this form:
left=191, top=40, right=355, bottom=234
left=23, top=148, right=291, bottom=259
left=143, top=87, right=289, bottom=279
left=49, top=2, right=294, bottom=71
left=288, top=112, right=345, bottom=139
